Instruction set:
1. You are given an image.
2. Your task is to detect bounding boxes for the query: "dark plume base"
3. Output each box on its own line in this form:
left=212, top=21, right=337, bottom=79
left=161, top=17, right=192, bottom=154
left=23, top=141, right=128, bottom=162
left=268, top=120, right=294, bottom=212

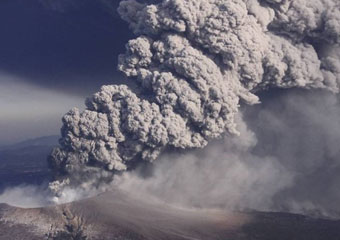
left=0, top=190, right=339, bottom=240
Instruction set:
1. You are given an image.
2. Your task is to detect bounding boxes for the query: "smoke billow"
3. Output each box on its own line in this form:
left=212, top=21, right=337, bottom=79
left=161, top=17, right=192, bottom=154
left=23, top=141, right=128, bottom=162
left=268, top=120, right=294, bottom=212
left=115, top=89, right=340, bottom=218
left=0, top=185, right=50, bottom=208
left=0, top=184, right=103, bottom=208
left=47, top=0, right=340, bottom=216
left=114, top=114, right=294, bottom=211
left=245, top=89, right=340, bottom=217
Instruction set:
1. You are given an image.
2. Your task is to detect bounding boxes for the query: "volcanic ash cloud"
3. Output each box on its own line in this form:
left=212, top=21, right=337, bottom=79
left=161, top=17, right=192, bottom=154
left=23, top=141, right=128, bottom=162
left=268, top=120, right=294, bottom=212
left=48, top=0, right=340, bottom=193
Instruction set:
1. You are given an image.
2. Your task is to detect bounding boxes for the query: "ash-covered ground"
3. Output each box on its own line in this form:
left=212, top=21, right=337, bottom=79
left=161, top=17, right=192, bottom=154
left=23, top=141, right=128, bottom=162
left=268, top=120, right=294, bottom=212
left=1, top=190, right=340, bottom=240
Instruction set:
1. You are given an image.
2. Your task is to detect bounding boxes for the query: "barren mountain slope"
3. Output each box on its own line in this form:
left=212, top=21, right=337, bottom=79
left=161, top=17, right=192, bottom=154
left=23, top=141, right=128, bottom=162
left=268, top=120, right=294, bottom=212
left=0, top=190, right=339, bottom=240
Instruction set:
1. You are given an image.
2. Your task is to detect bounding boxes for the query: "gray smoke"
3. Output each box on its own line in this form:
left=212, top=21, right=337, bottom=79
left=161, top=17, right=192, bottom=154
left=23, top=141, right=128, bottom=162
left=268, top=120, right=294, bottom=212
left=115, top=89, right=340, bottom=218
left=246, top=89, right=340, bottom=217
left=114, top=113, right=294, bottom=211
left=48, top=0, right=340, bottom=213
left=0, top=185, right=49, bottom=208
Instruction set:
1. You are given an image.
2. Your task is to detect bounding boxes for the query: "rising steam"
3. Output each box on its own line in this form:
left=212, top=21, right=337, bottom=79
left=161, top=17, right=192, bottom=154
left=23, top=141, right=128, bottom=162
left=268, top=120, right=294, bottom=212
left=48, top=0, right=340, bottom=204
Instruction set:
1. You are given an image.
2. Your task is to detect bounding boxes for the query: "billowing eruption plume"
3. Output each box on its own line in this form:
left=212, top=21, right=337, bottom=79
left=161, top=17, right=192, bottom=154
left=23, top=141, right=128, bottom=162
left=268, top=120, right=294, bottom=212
left=48, top=0, right=340, bottom=194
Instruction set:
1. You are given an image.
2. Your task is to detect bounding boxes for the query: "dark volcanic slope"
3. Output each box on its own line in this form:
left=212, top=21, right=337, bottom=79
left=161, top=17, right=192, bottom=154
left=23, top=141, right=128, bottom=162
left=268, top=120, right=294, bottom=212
left=0, top=190, right=340, bottom=240
left=0, top=136, right=57, bottom=192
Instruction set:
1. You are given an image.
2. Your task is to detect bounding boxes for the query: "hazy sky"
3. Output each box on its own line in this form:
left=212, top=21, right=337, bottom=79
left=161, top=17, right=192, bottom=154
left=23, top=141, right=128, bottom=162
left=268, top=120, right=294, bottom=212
left=0, top=0, right=133, bottom=145
left=0, top=73, right=85, bottom=145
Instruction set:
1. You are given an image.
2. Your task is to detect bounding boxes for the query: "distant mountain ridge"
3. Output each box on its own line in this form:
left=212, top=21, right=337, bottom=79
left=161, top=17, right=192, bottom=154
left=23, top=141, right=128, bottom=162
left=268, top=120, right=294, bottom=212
left=0, top=135, right=59, bottom=151
left=0, top=136, right=58, bottom=192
